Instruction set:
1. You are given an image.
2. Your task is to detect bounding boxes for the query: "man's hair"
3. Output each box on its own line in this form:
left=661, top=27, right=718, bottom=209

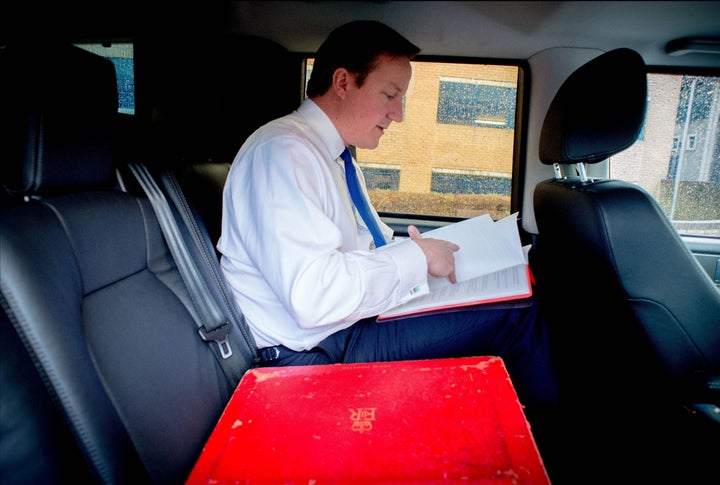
left=306, top=20, right=421, bottom=98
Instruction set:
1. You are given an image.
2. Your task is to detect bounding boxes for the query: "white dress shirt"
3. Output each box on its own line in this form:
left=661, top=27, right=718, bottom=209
left=217, top=99, right=429, bottom=351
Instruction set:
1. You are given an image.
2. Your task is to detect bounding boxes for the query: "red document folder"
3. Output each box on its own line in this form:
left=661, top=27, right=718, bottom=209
left=186, top=356, right=550, bottom=485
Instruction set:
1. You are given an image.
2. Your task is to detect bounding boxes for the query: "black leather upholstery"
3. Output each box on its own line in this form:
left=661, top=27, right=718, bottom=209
left=0, top=43, right=241, bottom=484
left=533, top=48, right=720, bottom=483
left=539, top=48, right=647, bottom=165
left=0, top=307, right=97, bottom=485
left=168, top=162, right=231, bottom=253
left=146, top=34, right=299, bottom=169
left=142, top=34, right=300, bottom=249
left=0, top=42, right=117, bottom=200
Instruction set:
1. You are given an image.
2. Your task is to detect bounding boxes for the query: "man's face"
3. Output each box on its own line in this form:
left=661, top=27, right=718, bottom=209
left=342, top=54, right=412, bottom=150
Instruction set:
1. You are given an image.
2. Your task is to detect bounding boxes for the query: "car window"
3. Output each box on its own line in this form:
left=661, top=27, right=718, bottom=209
left=306, top=58, right=519, bottom=222
left=76, top=43, right=135, bottom=115
left=80, top=50, right=719, bottom=242
left=610, top=72, right=720, bottom=238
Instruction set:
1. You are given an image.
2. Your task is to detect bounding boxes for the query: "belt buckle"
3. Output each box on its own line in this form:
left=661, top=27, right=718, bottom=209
left=261, top=346, right=281, bottom=362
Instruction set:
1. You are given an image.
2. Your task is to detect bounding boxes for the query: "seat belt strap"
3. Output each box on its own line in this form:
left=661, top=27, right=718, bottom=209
left=129, top=162, right=248, bottom=385
left=161, top=168, right=259, bottom=365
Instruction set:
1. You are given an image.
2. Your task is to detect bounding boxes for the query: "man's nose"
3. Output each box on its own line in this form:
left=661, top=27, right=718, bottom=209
left=388, top=98, right=404, bottom=122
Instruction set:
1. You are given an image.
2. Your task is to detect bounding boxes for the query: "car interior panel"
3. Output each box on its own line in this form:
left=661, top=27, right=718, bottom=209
left=140, top=33, right=301, bottom=248
left=1, top=3, right=719, bottom=484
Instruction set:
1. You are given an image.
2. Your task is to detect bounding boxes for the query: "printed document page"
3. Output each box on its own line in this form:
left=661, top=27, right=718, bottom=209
left=423, top=212, right=525, bottom=291
left=378, top=213, right=531, bottom=320
left=379, top=263, right=531, bottom=320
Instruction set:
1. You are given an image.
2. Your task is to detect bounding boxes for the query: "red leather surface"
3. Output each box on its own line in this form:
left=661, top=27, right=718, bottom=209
left=187, top=356, right=550, bottom=484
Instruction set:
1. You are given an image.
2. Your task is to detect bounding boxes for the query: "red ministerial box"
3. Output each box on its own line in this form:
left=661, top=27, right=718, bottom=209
left=186, top=356, right=550, bottom=484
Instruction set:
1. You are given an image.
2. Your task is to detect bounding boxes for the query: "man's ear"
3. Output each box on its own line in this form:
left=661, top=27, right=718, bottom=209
left=332, top=67, right=351, bottom=100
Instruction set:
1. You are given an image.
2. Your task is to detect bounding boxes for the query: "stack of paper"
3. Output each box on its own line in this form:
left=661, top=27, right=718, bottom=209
left=378, top=213, right=532, bottom=320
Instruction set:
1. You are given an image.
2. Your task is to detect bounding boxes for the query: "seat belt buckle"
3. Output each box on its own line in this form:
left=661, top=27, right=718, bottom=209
left=198, top=321, right=234, bottom=359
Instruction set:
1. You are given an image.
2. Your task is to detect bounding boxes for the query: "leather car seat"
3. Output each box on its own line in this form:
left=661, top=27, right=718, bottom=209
left=532, top=47, right=720, bottom=484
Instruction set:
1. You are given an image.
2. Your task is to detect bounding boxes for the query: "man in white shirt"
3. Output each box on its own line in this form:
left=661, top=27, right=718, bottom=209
left=218, top=20, right=556, bottom=424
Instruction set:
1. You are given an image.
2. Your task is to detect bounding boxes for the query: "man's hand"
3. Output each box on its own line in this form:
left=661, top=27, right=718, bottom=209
left=408, top=225, right=459, bottom=284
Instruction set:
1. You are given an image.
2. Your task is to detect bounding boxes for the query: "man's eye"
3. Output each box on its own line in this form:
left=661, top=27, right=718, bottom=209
left=385, top=93, right=396, bottom=100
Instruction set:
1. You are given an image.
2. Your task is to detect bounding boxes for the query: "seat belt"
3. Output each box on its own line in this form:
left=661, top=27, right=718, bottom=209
left=128, top=162, right=251, bottom=386
left=160, top=167, right=259, bottom=365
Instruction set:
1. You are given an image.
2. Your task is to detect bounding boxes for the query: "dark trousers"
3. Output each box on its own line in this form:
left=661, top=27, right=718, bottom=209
left=259, top=296, right=558, bottom=416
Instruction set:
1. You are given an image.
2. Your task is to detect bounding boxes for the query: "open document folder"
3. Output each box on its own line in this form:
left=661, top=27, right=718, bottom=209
left=378, top=212, right=532, bottom=321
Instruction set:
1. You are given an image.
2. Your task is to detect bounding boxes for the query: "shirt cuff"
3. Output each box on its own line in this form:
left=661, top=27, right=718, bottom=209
left=380, top=238, right=430, bottom=303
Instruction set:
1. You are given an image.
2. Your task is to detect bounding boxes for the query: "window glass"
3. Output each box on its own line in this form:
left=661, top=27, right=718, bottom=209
left=437, top=78, right=516, bottom=129
left=610, top=73, right=720, bottom=237
left=306, top=59, right=518, bottom=220
left=76, top=43, right=135, bottom=115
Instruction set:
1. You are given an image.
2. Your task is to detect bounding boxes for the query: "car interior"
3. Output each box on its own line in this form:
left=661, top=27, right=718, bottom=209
left=1, top=2, right=719, bottom=484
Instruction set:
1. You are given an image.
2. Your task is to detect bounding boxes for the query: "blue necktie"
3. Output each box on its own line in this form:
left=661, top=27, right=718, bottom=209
left=340, top=148, right=386, bottom=248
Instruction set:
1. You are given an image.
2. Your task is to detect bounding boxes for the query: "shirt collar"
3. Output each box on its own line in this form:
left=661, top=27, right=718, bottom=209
left=297, top=98, right=347, bottom=161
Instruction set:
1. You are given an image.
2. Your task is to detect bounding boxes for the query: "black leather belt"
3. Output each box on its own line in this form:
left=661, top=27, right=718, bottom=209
left=258, top=345, right=283, bottom=363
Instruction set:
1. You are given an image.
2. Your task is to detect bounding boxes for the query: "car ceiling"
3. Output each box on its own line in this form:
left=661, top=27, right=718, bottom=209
left=2, top=1, right=719, bottom=69
left=229, top=1, right=720, bottom=68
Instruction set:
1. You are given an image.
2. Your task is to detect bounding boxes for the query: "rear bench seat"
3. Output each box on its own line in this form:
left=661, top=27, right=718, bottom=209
left=0, top=41, right=255, bottom=484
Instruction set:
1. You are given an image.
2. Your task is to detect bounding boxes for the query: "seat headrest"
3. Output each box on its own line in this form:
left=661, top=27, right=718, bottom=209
left=147, top=34, right=299, bottom=169
left=539, top=48, right=647, bottom=166
left=0, top=42, right=118, bottom=198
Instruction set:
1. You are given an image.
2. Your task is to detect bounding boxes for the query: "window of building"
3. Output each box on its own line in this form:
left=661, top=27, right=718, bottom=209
left=431, top=169, right=511, bottom=196
left=437, top=78, right=516, bottom=129
left=362, top=164, right=401, bottom=191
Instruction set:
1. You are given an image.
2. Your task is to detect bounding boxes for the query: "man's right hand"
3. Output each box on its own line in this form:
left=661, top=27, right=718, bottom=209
left=408, top=225, right=459, bottom=284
